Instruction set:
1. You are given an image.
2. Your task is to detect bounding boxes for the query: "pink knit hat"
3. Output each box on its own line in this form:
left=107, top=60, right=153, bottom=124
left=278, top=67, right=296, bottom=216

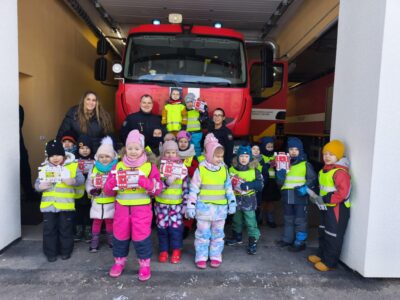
left=95, top=136, right=117, bottom=160
left=176, top=130, right=191, bottom=142
left=161, top=140, right=179, bottom=156
left=126, top=129, right=145, bottom=149
left=204, top=133, right=223, bottom=163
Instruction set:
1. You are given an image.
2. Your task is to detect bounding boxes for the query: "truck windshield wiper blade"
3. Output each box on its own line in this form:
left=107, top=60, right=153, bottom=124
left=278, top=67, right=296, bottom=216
left=134, top=79, right=181, bottom=86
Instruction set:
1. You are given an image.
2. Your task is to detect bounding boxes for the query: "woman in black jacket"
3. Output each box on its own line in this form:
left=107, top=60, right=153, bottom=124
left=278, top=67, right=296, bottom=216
left=57, top=91, right=114, bottom=152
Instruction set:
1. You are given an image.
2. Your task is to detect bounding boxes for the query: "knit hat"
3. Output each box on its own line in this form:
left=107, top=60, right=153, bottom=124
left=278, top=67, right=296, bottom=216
left=287, top=137, right=304, bottom=152
left=126, top=129, right=145, bottom=149
left=323, top=139, right=345, bottom=160
left=204, top=133, right=223, bottom=163
left=176, top=130, right=191, bottom=142
left=61, top=130, right=77, bottom=144
left=77, top=134, right=93, bottom=149
left=95, top=136, right=117, bottom=160
left=161, top=140, right=179, bottom=156
left=164, top=133, right=176, bottom=142
left=45, top=139, right=65, bottom=157
left=237, top=145, right=253, bottom=162
left=184, top=93, right=196, bottom=103
left=260, top=136, right=274, bottom=146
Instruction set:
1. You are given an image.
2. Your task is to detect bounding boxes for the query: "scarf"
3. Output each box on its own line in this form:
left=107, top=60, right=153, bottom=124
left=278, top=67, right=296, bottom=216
left=95, top=159, right=117, bottom=173
left=122, top=152, right=148, bottom=168
left=178, top=144, right=196, bottom=158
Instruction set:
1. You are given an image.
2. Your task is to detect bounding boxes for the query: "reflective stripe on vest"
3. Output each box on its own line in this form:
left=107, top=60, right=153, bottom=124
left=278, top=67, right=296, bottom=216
left=319, top=168, right=351, bottom=208
left=115, top=161, right=152, bottom=206
left=229, top=167, right=256, bottom=196
left=262, top=155, right=276, bottom=178
left=91, top=167, right=115, bottom=204
left=156, top=180, right=183, bottom=205
left=166, top=103, right=184, bottom=132
left=187, top=110, right=201, bottom=132
left=282, top=161, right=306, bottom=190
left=40, top=163, right=77, bottom=211
left=199, top=165, right=227, bottom=204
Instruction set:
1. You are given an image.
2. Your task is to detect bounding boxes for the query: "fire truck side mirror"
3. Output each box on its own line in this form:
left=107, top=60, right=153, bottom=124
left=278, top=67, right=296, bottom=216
left=261, top=45, right=274, bottom=88
left=94, top=57, right=107, bottom=81
left=97, top=37, right=109, bottom=55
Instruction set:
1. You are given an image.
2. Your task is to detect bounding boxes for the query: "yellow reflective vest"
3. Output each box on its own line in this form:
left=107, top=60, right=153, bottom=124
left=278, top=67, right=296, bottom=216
left=165, top=103, right=185, bottom=132
left=187, top=110, right=201, bottom=132
left=199, top=165, right=227, bottom=205
left=281, top=161, right=306, bottom=190
left=229, top=167, right=256, bottom=196
left=91, top=167, right=115, bottom=204
left=319, top=168, right=351, bottom=208
left=155, top=177, right=183, bottom=205
left=115, top=161, right=152, bottom=206
left=40, top=163, right=78, bottom=211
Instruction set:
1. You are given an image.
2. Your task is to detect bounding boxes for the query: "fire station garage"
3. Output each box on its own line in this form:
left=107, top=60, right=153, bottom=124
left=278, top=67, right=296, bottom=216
left=1, top=0, right=400, bottom=297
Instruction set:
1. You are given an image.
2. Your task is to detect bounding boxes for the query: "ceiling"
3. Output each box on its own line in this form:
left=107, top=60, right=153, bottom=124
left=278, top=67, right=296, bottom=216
left=65, top=0, right=337, bottom=83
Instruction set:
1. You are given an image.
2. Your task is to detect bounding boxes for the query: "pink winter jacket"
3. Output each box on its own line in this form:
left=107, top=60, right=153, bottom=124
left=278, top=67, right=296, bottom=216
left=103, top=162, right=162, bottom=198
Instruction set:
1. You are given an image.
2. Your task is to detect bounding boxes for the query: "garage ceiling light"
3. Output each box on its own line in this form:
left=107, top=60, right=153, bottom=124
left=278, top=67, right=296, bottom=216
left=152, top=19, right=161, bottom=25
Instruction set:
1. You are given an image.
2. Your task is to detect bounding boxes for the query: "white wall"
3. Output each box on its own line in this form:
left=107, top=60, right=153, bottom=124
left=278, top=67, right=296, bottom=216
left=0, top=0, right=20, bottom=250
left=332, top=0, right=400, bottom=277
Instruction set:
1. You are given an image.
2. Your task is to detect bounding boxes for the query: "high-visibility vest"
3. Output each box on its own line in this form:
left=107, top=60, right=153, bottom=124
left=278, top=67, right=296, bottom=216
left=281, top=161, right=307, bottom=190
left=115, top=161, right=152, bottom=206
left=183, top=156, right=194, bottom=168
left=165, top=103, right=185, bottom=132
left=262, top=154, right=276, bottom=178
left=319, top=168, right=351, bottom=208
left=187, top=110, right=201, bottom=132
left=199, top=165, right=227, bottom=205
left=40, top=163, right=78, bottom=211
left=73, top=160, right=85, bottom=199
left=229, top=167, right=256, bottom=196
left=91, top=167, right=115, bottom=204
left=155, top=177, right=183, bottom=205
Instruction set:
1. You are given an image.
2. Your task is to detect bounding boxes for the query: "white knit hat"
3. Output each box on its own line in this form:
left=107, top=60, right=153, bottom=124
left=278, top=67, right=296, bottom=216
left=95, top=136, right=117, bottom=160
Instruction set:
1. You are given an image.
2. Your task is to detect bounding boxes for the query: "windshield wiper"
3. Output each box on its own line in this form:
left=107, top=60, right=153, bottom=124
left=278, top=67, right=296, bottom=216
left=134, top=79, right=181, bottom=87
left=183, top=81, right=232, bottom=87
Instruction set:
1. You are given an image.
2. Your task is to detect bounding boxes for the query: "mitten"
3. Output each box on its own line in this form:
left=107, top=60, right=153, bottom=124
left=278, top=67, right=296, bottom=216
left=62, top=178, right=76, bottom=186
left=90, top=188, right=102, bottom=196
left=295, top=185, right=308, bottom=197
left=165, top=175, right=177, bottom=186
left=38, top=181, right=52, bottom=191
left=185, top=208, right=196, bottom=219
left=322, top=193, right=332, bottom=204
left=275, top=169, right=286, bottom=182
left=240, top=182, right=250, bottom=190
left=138, top=175, right=154, bottom=191
left=228, top=205, right=236, bottom=215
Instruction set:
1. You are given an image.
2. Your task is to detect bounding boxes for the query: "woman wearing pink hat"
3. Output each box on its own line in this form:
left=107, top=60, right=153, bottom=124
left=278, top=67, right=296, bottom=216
left=103, top=130, right=162, bottom=281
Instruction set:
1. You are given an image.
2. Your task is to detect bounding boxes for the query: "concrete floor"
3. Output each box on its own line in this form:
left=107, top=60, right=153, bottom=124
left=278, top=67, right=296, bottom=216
left=1, top=225, right=399, bottom=300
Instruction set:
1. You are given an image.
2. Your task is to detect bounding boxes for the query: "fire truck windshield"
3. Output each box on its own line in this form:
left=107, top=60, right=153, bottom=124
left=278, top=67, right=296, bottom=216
left=123, top=34, right=246, bottom=87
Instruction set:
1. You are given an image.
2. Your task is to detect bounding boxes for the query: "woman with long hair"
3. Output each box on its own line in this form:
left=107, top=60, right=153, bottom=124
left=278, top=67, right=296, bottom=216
left=57, top=91, right=114, bottom=151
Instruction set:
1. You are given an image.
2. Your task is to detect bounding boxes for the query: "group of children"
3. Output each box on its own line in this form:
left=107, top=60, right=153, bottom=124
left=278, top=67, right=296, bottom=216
left=34, top=89, right=351, bottom=280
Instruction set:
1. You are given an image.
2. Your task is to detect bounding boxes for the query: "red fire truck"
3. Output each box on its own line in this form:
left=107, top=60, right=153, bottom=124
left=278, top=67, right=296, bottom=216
left=95, top=22, right=287, bottom=139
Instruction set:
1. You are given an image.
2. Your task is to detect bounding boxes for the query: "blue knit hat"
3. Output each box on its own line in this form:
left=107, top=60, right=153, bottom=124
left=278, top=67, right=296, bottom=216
left=237, top=145, right=253, bottom=161
left=260, top=136, right=274, bottom=145
left=287, top=137, right=304, bottom=152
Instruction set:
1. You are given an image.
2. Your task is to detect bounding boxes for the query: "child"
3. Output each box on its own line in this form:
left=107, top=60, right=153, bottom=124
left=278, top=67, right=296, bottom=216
left=161, top=88, right=187, bottom=134
left=275, top=137, right=317, bottom=252
left=155, top=141, right=188, bottom=263
left=226, top=145, right=264, bottom=254
left=35, top=140, right=84, bottom=262
left=74, top=134, right=94, bottom=242
left=177, top=130, right=199, bottom=239
left=146, top=128, right=163, bottom=157
left=186, top=133, right=236, bottom=269
left=259, top=136, right=280, bottom=227
left=86, top=136, right=118, bottom=252
left=103, top=130, right=162, bottom=281
left=184, top=93, right=209, bottom=157
left=61, top=130, right=78, bottom=156
left=308, top=140, right=351, bottom=271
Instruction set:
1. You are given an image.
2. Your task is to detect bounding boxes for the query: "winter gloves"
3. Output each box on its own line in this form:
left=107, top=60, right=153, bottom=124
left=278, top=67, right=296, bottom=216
left=90, top=188, right=102, bottom=196
left=295, top=185, right=308, bottom=197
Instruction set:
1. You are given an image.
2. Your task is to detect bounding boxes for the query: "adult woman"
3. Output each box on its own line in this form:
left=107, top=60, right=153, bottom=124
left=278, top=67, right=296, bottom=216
left=207, top=108, right=234, bottom=167
left=57, top=91, right=114, bottom=152
left=119, top=94, right=164, bottom=154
